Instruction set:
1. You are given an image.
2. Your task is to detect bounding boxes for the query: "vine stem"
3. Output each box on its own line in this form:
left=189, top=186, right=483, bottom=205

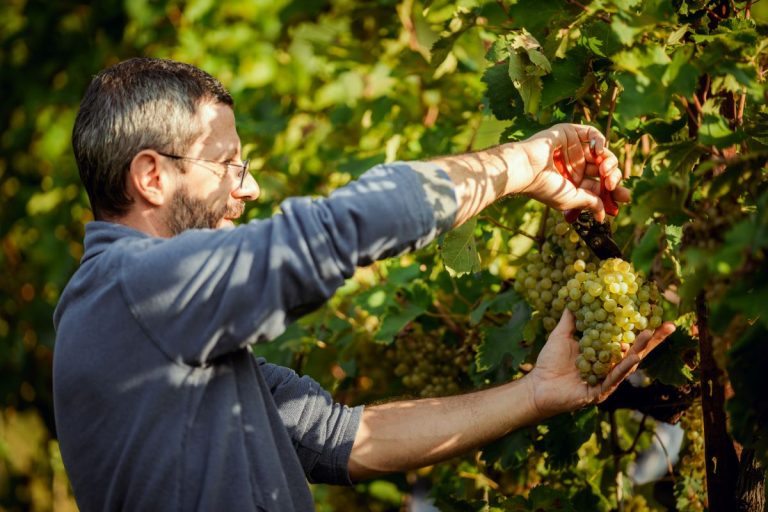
left=480, top=215, right=538, bottom=241
left=696, top=293, right=739, bottom=511
left=603, top=83, right=619, bottom=141
left=737, top=85, right=747, bottom=127
left=651, top=429, right=675, bottom=476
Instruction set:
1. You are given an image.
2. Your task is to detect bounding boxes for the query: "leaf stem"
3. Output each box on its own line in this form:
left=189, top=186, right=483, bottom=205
left=480, top=215, right=538, bottom=241
left=604, top=83, right=619, bottom=141
left=651, top=429, right=675, bottom=476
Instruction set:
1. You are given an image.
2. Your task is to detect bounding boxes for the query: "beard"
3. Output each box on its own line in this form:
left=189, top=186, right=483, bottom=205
left=165, top=185, right=244, bottom=236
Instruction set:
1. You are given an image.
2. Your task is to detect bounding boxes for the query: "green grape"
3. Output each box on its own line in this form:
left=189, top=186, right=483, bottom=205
left=513, top=220, right=662, bottom=386
left=675, top=400, right=707, bottom=511
left=392, top=325, right=474, bottom=398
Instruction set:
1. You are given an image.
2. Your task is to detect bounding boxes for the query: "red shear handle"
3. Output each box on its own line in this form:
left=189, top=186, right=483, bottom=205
left=552, top=147, right=618, bottom=221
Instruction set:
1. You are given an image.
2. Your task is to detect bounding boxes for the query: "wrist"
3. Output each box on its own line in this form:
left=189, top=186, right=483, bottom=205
left=521, top=369, right=579, bottom=421
left=497, top=141, right=536, bottom=197
left=494, top=374, right=549, bottom=432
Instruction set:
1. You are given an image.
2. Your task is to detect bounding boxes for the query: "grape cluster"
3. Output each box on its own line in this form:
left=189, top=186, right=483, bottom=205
left=676, top=400, right=707, bottom=511
left=388, top=324, right=473, bottom=398
left=569, top=257, right=662, bottom=384
left=513, top=217, right=601, bottom=332
left=514, top=217, right=661, bottom=384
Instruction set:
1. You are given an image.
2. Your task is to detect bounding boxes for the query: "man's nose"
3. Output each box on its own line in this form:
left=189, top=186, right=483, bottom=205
left=233, top=173, right=260, bottom=201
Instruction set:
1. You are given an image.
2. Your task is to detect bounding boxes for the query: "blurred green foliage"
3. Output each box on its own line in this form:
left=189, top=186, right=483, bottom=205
left=2, top=0, right=767, bottom=510
left=0, top=0, right=494, bottom=509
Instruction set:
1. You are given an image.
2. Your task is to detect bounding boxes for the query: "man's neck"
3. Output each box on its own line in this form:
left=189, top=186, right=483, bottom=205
left=107, top=208, right=172, bottom=238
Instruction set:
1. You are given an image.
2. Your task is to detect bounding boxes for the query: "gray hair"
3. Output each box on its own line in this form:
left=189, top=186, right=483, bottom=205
left=72, top=58, right=233, bottom=219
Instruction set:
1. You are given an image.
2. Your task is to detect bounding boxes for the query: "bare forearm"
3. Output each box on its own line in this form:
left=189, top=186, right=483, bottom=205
left=347, top=376, right=544, bottom=481
left=429, top=142, right=533, bottom=227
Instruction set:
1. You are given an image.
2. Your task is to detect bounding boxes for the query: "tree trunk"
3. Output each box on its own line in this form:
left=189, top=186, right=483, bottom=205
left=696, top=293, right=739, bottom=511
left=735, top=448, right=765, bottom=512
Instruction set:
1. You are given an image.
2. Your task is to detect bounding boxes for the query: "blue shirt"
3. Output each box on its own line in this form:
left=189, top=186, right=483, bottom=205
left=53, top=162, right=456, bottom=511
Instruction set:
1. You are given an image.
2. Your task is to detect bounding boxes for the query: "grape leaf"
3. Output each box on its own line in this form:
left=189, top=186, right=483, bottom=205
left=631, top=223, right=662, bottom=276
left=507, top=51, right=542, bottom=116
left=527, top=486, right=577, bottom=511
left=470, top=288, right=523, bottom=325
left=641, top=330, right=697, bottom=386
left=475, top=300, right=531, bottom=373
left=374, top=281, right=433, bottom=343
left=541, top=48, right=589, bottom=108
left=699, top=113, right=747, bottom=146
left=482, top=63, right=519, bottom=121
left=442, top=217, right=481, bottom=276
left=482, top=428, right=534, bottom=470
left=538, top=407, right=598, bottom=469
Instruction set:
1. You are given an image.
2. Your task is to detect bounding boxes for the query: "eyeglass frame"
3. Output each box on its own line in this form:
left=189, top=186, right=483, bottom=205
left=157, top=151, right=251, bottom=189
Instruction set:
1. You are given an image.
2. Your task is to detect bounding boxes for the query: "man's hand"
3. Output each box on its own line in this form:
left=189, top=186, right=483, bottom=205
left=525, top=309, right=676, bottom=418
left=518, top=123, right=631, bottom=222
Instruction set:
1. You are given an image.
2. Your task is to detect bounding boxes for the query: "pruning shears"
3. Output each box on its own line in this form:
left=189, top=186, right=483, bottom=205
left=552, top=141, right=623, bottom=260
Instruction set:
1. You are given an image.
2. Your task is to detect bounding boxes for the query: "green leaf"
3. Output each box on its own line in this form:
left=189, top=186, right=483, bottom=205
left=641, top=330, right=697, bottom=386
left=527, top=485, right=577, bottom=511
left=482, top=428, right=534, bottom=470
left=508, top=56, right=542, bottom=116
left=475, top=300, right=531, bottom=373
left=430, top=32, right=462, bottom=66
left=470, top=288, right=523, bottom=325
left=374, top=281, right=434, bottom=343
left=483, top=63, right=519, bottom=121
left=442, top=218, right=481, bottom=276
left=662, top=44, right=698, bottom=98
left=699, top=113, right=747, bottom=146
left=507, top=30, right=550, bottom=115
left=539, top=407, right=598, bottom=469
left=630, top=141, right=705, bottom=223
left=375, top=299, right=427, bottom=344
left=631, top=223, right=662, bottom=275
left=540, top=48, right=590, bottom=108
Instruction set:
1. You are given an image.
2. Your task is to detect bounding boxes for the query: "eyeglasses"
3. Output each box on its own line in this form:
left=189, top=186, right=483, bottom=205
left=158, top=152, right=251, bottom=189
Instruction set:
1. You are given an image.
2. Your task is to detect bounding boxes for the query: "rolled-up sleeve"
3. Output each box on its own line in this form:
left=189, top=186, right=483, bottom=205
left=257, top=357, right=363, bottom=485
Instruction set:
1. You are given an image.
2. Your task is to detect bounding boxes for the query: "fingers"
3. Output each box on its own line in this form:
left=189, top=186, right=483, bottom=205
left=600, top=322, right=676, bottom=391
left=611, top=185, right=632, bottom=204
left=599, top=153, right=622, bottom=191
left=551, top=308, right=575, bottom=338
left=631, top=322, right=677, bottom=359
left=562, top=128, right=586, bottom=182
left=562, top=124, right=622, bottom=192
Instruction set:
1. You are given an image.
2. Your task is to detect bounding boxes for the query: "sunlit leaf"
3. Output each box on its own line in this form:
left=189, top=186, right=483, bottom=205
left=442, top=218, right=481, bottom=276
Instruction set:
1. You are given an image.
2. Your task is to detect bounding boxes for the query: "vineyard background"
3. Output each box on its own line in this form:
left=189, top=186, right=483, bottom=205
left=1, top=1, right=767, bottom=510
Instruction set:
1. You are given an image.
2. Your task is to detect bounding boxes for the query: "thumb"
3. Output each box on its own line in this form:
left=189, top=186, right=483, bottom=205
left=550, top=308, right=575, bottom=339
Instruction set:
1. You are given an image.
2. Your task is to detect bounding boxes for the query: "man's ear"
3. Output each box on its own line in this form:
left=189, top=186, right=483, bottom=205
left=127, top=150, right=173, bottom=207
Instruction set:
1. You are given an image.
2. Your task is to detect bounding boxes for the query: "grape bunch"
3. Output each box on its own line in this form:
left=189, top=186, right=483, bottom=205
left=514, top=217, right=661, bottom=384
left=513, top=217, right=602, bottom=332
left=568, top=257, right=662, bottom=384
left=675, top=400, right=707, bottom=511
left=388, top=324, right=473, bottom=398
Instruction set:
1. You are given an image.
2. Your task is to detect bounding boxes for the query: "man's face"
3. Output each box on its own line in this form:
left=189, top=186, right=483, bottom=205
left=164, top=101, right=258, bottom=235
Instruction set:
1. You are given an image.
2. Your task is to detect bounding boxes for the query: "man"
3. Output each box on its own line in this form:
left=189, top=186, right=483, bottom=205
left=54, top=58, right=673, bottom=511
